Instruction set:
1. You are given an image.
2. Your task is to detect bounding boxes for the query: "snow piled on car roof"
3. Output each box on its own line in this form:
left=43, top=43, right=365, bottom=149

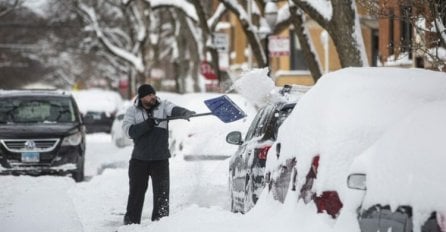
left=271, top=67, right=446, bottom=195
left=231, top=67, right=310, bottom=108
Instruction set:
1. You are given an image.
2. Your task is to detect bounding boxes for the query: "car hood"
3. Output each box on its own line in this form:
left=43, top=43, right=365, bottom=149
left=0, top=123, right=81, bottom=139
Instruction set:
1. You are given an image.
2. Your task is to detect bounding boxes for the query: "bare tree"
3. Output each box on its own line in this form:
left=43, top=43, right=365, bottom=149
left=74, top=0, right=209, bottom=93
left=217, top=0, right=267, bottom=68
left=292, top=0, right=369, bottom=67
left=359, top=0, right=446, bottom=70
left=74, top=0, right=150, bottom=86
left=288, top=4, right=323, bottom=82
left=0, top=0, right=21, bottom=18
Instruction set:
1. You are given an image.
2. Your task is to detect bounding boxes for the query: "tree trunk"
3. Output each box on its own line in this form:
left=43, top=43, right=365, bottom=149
left=218, top=0, right=267, bottom=67
left=289, top=6, right=322, bottom=83
left=292, top=0, right=367, bottom=67
left=328, top=0, right=365, bottom=67
left=177, top=8, right=201, bottom=92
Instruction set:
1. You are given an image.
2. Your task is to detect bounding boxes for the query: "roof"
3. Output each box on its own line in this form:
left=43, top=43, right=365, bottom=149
left=0, top=89, right=72, bottom=98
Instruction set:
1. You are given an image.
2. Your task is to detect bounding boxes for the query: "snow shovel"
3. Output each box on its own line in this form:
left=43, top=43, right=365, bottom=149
left=156, top=95, right=247, bottom=123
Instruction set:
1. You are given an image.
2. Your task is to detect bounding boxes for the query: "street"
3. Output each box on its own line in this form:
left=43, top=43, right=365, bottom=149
left=0, top=133, right=230, bottom=232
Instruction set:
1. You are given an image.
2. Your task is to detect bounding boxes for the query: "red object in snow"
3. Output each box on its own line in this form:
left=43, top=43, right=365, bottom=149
left=314, top=191, right=343, bottom=218
left=200, top=61, right=217, bottom=80
left=257, top=146, right=271, bottom=160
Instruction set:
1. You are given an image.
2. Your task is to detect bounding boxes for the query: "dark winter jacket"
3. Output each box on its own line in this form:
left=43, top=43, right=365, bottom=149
left=122, top=97, right=192, bottom=161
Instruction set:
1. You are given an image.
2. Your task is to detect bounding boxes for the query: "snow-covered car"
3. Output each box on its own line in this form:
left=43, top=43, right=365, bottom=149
left=72, top=88, right=123, bottom=134
left=169, top=93, right=257, bottom=161
left=264, top=67, right=446, bottom=225
left=110, top=100, right=133, bottom=148
left=226, top=85, right=308, bottom=213
left=0, top=89, right=86, bottom=182
left=347, top=100, right=446, bottom=232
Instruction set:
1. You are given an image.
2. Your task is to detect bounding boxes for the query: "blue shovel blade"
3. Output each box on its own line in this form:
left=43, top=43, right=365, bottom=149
left=204, top=95, right=247, bottom=123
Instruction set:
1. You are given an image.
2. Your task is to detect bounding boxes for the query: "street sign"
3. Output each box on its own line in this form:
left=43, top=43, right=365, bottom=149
left=213, top=33, right=229, bottom=53
left=268, top=36, right=290, bottom=57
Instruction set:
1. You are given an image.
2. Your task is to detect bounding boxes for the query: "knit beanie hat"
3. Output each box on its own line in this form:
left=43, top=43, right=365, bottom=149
left=137, top=84, right=156, bottom=98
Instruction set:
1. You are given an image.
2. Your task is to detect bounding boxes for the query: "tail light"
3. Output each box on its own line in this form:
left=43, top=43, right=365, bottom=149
left=314, top=191, right=343, bottom=218
left=257, top=146, right=271, bottom=160
left=307, top=155, right=320, bottom=178
left=438, top=212, right=446, bottom=232
left=306, top=155, right=342, bottom=218
left=300, top=155, right=320, bottom=203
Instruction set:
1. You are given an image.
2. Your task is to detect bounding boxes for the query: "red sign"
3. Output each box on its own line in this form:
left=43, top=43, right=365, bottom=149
left=119, top=79, right=128, bottom=89
left=200, top=61, right=217, bottom=80
left=268, top=36, right=290, bottom=57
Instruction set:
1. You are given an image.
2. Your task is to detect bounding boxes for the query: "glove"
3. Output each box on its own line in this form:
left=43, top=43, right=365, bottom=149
left=184, top=110, right=196, bottom=121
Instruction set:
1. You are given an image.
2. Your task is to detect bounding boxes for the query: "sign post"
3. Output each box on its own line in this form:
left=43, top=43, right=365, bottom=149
left=213, top=33, right=229, bottom=70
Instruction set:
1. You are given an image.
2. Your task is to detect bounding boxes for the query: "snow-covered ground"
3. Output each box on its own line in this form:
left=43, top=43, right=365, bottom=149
left=0, top=133, right=305, bottom=232
left=0, top=133, right=232, bottom=232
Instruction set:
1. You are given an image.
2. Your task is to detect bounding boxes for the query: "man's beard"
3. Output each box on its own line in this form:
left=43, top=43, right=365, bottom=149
left=141, top=99, right=155, bottom=109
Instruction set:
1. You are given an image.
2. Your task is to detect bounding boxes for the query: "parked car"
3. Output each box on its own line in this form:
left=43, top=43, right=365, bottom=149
left=170, top=93, right=257, bottom=161
left=111, top=101, right=133, bottom=148
left=347, top=100, right=446, bottom=232
left=263, top=67, right=446, bottom=225
left=72, top=88, right=123, bottom=134
left=0, top=89, right=86, bottom=182
left=225, top=85, right=308, bottom=213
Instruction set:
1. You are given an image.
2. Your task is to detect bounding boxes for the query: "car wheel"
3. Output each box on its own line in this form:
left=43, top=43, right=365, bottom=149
left=72, top=155, right=85, bottom=182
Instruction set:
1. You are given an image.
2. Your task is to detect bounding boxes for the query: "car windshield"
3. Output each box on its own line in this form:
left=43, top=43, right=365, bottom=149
left=0, top=96, right=76, bottom=124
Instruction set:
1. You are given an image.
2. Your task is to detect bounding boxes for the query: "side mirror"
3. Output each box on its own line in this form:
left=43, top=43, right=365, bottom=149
left=347, top=173, right=367, bottom=190
left=226, top=131, right=243, bottom=145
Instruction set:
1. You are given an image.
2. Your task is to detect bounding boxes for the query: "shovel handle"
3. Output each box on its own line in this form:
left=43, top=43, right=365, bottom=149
left=154, top=112, right=213, bottom=122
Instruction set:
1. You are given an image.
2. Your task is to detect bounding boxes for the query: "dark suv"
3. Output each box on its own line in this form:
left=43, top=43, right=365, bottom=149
left=0, top=90, right=86, bottom=182
left=225, top=85, right=306, bottom=213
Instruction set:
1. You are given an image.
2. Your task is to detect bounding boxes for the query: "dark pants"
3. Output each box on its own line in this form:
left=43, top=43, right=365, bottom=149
left=124, top=159, right=169, bottom=224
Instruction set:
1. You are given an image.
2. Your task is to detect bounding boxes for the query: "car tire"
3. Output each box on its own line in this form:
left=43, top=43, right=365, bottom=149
left=72, top=155, right=85, bottom=182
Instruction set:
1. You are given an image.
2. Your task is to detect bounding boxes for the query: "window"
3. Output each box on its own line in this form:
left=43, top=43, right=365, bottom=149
left=388, top=9, right=395, bottom=56
left=0, top=97, right=75, bottom=123
left=371, top=29, right=379, bottom=66
left=400, top=5, right=413, bottom=57
left=290, top=30, right=309, bottom=70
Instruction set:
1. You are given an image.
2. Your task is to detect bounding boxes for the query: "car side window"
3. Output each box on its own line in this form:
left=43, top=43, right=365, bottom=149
left=245, top=105, right=275, bottom=141
left=245, top=107, right=266, bottom=141
left=272, top=106, right=295, bottom=139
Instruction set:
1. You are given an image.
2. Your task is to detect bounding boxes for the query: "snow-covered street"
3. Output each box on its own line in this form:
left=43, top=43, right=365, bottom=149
left=0, top=133, right=231, bottom=232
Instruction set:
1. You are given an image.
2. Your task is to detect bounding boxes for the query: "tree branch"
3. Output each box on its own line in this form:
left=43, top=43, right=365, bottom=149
left=0, top=0, right=20, bottom=18
left=217, top=0, right=266, bottom=67
left=290, top=0, right=331, bottom=30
